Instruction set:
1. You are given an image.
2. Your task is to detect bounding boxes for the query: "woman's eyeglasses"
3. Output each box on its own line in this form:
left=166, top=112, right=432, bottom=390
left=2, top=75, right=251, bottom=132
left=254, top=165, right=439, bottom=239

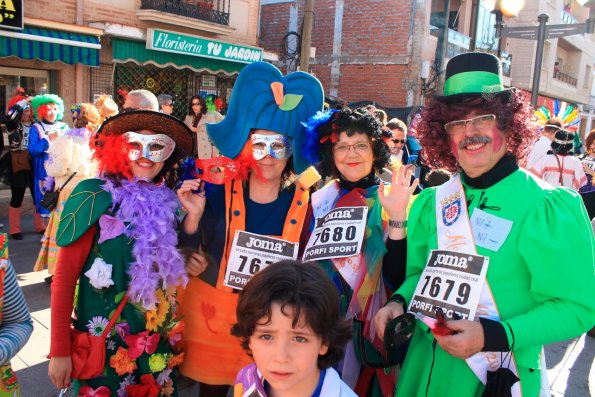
left=191, top=102, right=201, bottom=106
left=333, top=142, right=371, bottom=154
left=444, top=114, right=497, bottom=135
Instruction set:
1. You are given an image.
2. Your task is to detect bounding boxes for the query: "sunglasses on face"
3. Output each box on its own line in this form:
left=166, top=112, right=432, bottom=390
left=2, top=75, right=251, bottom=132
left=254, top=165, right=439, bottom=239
left=191, top=102, right=201, bottom=106
left=121, top=107, right=137, bottom=113
left=393, top=139, right=406, bottom=144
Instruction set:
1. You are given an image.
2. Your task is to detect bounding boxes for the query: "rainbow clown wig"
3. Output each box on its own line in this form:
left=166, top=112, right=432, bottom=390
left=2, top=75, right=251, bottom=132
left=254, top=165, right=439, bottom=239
left=206, top=62, right=324, bottom=175
left=31, top=94, right=65, bottom=122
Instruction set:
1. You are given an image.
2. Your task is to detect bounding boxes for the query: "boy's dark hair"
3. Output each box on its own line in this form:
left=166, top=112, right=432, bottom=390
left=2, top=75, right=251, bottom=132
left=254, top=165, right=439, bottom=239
left=551, top=129, right=574, bottom=155
left=231, top=260, right=352, bottom=369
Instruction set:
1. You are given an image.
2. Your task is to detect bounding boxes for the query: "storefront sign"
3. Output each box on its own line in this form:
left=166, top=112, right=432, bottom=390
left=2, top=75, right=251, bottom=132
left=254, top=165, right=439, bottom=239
left=0, top=0, right=23, bottom=30
left=147, top=29, right=263, bottom=64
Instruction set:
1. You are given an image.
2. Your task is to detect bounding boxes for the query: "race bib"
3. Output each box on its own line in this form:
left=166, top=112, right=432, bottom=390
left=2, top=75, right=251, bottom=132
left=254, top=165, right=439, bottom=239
left=302, top=206, right=368, bottom=262
left=408, top=249, right=489, bottom=321
left=223, top=231, right=298, bottom=290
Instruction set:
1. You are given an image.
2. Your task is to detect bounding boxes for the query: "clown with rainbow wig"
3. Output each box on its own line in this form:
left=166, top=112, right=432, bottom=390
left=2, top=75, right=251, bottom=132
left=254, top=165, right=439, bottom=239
left=27, top=94, right=69, bottom=218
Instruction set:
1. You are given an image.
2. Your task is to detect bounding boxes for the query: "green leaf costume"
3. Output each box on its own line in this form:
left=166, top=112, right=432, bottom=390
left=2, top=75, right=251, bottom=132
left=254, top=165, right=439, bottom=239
left=56, top=179, right=183, bottom=395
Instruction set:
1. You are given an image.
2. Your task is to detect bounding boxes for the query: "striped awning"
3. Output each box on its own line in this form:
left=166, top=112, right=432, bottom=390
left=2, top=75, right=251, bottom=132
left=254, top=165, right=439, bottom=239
left=0, top=26, right=100, bottom=67
left=112, top=38, right=244, bottom=76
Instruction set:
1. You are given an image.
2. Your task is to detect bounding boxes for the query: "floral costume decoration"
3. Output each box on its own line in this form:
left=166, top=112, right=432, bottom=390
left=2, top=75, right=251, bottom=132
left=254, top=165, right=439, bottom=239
left=50, top=111, right=193, bottom=396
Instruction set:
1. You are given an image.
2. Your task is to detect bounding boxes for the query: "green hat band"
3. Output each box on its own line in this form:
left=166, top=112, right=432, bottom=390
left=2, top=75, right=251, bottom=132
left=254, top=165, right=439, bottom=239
left=443, top=71, right=504, bottom=96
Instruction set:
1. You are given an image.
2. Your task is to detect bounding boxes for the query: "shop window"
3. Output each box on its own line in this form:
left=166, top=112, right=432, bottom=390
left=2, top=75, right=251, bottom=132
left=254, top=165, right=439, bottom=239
left=194, top=73, right=236, bottom=114
left=110, top=62, right=237, bottom=118
left=89, top=63, right=115, bottom=102
left=199, top=74, right=217, bottom=97
left=0, top=67, right=49, bottom=113
left=113, top=62, right=193, bottom=119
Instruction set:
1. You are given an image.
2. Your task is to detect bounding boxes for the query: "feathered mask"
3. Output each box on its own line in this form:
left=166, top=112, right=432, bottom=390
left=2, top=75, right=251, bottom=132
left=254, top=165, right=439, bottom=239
left=302, top=109, right=340, bottom=166
left=178, top=156, right=240, bottom=185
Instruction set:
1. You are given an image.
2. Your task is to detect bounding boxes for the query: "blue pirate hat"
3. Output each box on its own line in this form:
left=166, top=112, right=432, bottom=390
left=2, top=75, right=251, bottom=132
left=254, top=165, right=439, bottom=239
left=207, top=62, right=324, bottom=174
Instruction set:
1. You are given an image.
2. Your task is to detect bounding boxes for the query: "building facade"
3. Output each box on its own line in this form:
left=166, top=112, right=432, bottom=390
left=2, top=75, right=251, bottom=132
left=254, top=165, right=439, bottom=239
left=0, top=0, right=262, bottom=119
left=259, top=0, right=594, bottom=128
left=259, top=0, right=510, bottom=110
left=505, top=0, right=595, bottom=140
left=260, top=0, right=427, bottom=110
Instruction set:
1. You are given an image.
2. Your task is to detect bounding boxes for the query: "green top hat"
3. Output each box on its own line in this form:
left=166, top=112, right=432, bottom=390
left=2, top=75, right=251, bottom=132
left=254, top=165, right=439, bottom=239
left=436, top=52, right=514, bottom=103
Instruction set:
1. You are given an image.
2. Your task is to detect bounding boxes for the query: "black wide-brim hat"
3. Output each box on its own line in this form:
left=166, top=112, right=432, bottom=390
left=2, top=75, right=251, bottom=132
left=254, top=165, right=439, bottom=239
left=435, top=52, right=514, bottom=104
left=96, top=110, right=194, bottom=161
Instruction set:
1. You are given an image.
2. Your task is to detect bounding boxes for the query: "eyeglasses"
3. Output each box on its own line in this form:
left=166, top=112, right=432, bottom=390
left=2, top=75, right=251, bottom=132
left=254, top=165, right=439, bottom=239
left=392, top=139, right=406, bottom=144
left=191, top=102, right=201, bottom=106
left=333, top=142, right=371, bottom=154
left=444, top=114, right=497, bottom=135
left=121, top=107, right=137, bottom=113
left=163, top=103, right=173, bottom=107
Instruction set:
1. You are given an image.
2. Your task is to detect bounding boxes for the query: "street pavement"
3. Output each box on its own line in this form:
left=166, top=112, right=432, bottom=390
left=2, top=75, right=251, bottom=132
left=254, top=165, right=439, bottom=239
left=0, top=189, right=593, bottom=397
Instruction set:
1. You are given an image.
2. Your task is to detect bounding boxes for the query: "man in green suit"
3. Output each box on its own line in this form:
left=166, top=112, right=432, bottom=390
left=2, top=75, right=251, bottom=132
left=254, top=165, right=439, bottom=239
left=375, top=52, right=595, bottom=397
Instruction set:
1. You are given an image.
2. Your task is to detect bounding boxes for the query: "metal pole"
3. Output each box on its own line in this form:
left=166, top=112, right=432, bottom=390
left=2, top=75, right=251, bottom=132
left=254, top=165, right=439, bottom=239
left=469, top=0, right=480, bottom=51
left=299, top=0, right=314, bottom=71
left=494, top=10, right=503, bottom=58
left=437, top=0, right=451, bottom=94
left=531, top=13, right=549, bottom=108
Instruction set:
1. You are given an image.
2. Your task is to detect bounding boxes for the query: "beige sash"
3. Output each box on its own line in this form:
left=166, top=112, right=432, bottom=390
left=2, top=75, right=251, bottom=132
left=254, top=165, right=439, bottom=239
left=435, top=175, right=521, bottom=396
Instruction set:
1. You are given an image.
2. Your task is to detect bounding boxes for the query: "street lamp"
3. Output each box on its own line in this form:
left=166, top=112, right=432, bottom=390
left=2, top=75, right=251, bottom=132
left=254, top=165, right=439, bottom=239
left=494, top=3, right=595, bottom=108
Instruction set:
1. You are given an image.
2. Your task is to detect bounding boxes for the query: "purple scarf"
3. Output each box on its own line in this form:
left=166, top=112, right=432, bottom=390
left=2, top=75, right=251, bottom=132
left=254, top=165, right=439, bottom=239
left=103, top=179, right=188, bottom=310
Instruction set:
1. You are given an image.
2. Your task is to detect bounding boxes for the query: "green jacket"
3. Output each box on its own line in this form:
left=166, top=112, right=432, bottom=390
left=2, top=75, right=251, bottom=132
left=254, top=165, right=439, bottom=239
left=395, top=168, right=595, bottom=397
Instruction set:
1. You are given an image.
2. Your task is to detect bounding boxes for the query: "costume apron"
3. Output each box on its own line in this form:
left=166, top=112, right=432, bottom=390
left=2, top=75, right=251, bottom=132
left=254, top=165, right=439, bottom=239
left=180, top=179, right=310, bottom=385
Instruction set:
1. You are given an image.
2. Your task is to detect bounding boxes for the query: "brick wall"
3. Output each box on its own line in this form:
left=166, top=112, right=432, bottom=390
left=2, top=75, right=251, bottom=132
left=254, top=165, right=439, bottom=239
left=260, top=2, right=292, bottom=53
left=27, top=0, right=78, bottom=23
left=260, top=0, right=423, bottom=108
left=27, top=0, right=260, bottom=47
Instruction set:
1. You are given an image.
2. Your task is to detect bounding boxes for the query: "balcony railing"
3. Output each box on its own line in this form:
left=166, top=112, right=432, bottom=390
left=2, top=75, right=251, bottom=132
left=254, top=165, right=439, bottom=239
left=140, top=0, right=230, bottom=26
left=561, top=11, right=577, bottom=25
left=553, top=70, right=577, bottom=86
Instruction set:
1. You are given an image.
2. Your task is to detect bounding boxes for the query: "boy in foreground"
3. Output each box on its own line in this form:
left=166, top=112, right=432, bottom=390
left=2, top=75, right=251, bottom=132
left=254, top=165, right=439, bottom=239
left=231, top=260, right=357, bottom=397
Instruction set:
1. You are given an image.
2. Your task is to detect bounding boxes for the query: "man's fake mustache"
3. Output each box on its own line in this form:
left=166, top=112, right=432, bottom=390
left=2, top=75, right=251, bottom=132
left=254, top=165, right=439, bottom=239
left=458, top=135, right=491, bottom=150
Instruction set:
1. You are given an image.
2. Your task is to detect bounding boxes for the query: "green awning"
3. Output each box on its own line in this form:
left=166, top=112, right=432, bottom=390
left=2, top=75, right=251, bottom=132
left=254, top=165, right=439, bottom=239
left=112, top=38, right=244, bottom=76
left=0, top=26, right=100, bottom=67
